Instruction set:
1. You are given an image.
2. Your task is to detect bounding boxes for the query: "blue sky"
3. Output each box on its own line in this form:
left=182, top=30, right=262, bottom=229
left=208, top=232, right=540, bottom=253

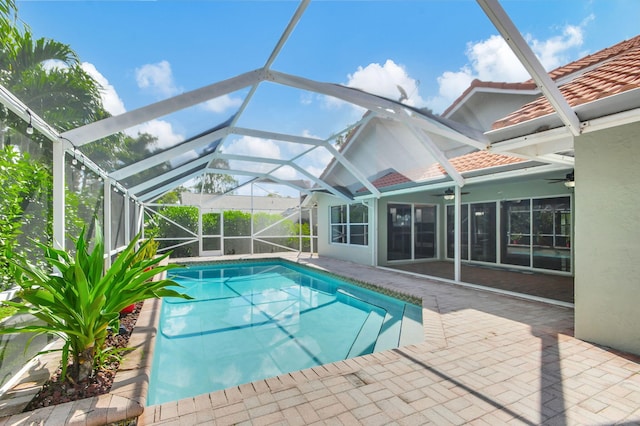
left=15, top=0, right=640, bottom=196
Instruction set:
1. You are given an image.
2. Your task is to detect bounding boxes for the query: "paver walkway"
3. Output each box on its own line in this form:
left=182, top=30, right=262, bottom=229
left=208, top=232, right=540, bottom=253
left=139, top=255, right=640, bottom=425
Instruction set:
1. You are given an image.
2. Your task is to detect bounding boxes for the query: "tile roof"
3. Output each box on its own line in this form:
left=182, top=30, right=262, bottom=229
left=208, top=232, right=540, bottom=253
left=448, top=149, right=524, bottom=172
left=493, top=34, right=640, bottom=129
left=444, top=34, right=640, bottom=123
left=544, top=34, right=640, bottom=81
left=356, top=151, right=525, bottom=192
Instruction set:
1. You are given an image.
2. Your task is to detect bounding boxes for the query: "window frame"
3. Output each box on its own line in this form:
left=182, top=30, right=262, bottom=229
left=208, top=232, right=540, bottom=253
left=329, top=203, right=369, bottom=246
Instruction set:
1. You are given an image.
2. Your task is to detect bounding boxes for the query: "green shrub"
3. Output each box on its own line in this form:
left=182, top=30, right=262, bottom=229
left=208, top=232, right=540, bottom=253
left=0, top=220, right=191, bottom=382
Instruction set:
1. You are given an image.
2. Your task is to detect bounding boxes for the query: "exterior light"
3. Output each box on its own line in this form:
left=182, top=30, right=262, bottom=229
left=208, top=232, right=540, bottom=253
left=564, top=171, right=575, bottom=188
left=25, top=110, right=34, bottom=135
left=443, top=188, right=455, bottom=200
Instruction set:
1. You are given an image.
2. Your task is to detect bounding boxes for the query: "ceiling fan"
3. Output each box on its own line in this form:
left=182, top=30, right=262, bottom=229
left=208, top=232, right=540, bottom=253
left=432, top=188, right=470, bottom=200
left=546, top=170, right=575, bottom=188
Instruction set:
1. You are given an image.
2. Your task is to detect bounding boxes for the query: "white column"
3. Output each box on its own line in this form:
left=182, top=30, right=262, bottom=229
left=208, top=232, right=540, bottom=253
left=298, top=193, right=303, bottom=253
left=103, top=180, right=112, bottom=268
left=198, top=205, right=203, bottom=256
left=124, top=194, right=131, bottom=245
left=454, top=186, right=461, bottom=281
left=52, top=141, right=65, bottom=251
left=250, top=183, right=254, bottom=255
left=371, top=199, right=378, bottom=267
left=309, top=203, right=315, bottom=255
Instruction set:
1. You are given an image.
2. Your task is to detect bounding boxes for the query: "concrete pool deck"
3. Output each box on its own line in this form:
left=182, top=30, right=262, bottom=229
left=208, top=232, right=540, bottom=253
left=1, top=253, right=639, bottom=424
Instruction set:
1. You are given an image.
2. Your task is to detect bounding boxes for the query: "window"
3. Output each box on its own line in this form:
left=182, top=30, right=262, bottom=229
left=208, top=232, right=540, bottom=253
left=500, top=196, right=571, bottom=272
left=447, top=203, right=496, bottom=262
left=447, top=196, right=572, bottom=273
left=501, top=200, right=531, bottom=267
left=389, top=204, right=437, bottom=260
left=330, top=204, right=368, bottom=245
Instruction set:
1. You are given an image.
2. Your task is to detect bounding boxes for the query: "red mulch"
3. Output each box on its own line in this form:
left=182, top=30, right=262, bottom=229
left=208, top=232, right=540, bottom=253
left=23, top=301, right=143, bottom=412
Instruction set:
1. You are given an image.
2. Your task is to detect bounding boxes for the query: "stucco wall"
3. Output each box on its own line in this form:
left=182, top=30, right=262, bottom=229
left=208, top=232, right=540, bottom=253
left=574, top=121, right=640, bottom=355
left=315, top=193, right=374, bottom=266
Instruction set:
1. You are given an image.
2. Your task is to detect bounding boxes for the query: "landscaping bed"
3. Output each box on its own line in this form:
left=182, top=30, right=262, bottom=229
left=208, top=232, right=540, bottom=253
left=22, top=301, right=143, bottom=412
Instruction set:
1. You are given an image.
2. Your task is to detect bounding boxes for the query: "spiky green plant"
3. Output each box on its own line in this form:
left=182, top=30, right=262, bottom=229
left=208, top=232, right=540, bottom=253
left=0, top=221, right=190, bottom=382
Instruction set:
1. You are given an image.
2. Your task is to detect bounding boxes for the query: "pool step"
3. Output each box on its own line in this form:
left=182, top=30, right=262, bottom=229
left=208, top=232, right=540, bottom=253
left=398, top=303, right=423, bottom=347
left=346, top=310, right=385, bottom=357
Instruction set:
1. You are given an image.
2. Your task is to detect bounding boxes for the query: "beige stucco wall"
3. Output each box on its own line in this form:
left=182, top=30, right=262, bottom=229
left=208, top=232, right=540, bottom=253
left=574, top=121, right=640, bottom=355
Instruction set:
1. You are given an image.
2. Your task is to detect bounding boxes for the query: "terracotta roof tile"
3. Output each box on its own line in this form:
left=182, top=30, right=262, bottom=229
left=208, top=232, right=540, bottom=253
left=445, top=34, right=640, bottom=120
left=371, top=171, right=411, bottom=188
left=355, top=151, right=525, bottom=193
left=544, top=34, right=640, bottom=81
left=493, top=35, right=640, bottom=129
left=448, top=150, right=524, bottom=172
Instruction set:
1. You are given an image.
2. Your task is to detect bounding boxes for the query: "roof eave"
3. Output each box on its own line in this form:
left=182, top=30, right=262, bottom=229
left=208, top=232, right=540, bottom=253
left=487, top=87, right=640, bottom=144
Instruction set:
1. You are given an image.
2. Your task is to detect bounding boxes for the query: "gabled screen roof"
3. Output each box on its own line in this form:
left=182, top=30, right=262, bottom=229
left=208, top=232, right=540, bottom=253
left=3, top=0, right=639, bottom=202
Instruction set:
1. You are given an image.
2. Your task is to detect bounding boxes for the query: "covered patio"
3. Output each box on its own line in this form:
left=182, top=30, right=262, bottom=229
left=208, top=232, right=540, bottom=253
left=388, top=261, right=574, bottom=304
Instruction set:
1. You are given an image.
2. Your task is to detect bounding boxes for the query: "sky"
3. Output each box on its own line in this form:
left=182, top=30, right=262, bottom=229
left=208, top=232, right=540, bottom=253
left=14, top=0, right=640, bottom=197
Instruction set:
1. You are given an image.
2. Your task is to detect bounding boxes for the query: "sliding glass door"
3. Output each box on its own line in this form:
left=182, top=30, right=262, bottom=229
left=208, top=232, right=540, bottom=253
left=500, top=196, right=571, bottom=272
left=387, top=203, right=436, bottom=261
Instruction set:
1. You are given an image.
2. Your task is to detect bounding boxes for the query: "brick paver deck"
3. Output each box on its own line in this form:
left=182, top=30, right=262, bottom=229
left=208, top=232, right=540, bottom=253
left=1, top=254, right=638, bottom=425
left=139, top=256, right=640, bottom=425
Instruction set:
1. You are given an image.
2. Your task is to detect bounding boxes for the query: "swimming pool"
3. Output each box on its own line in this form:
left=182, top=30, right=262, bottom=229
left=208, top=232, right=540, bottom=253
left=147, top=260, right=422, bottom=405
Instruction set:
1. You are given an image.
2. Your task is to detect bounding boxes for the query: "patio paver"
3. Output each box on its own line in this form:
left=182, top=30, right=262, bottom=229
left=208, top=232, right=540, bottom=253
left=2, top=254, right=639, bottom=425
left=137, top=255, right=640, bottom=425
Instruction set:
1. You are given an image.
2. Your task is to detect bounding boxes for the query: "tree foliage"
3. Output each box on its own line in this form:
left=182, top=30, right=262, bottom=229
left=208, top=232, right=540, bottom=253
left=0, top=145, right=49, bottom=290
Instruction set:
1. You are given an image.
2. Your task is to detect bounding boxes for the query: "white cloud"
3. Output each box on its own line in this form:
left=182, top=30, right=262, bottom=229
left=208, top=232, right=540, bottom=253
left=324, top=59, right=425, bottom=111
left=127, top=119, right=183, bottom=150
left=81, top=62, right=185, bottom=151
left=202, top=95, right=243, bottom=114
left=530, top=24, right=585, bottom=70
left=295, top=132, right=333, bottom=178
left=346, top=59, right=425, bottom=106
left=135, top=60, right=180, bottom=97
left=81, top=62, right=126, bottom=116
left=272, top=165, right=298, bottom=181
left=429, top=23, right=589, bottom=113
left=222, top=135, right=282, bottom=160
left=468, top=35, right=529, bottom=82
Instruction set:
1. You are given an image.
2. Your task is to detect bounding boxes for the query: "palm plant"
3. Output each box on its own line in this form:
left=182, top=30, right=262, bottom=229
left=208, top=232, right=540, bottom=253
left=0, top=221, right=191, bottom=382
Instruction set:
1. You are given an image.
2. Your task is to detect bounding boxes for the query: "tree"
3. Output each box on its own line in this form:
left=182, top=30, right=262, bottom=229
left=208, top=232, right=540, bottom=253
left=189, top=159, right=238, bottom=194
left=0, top=23, right=103, bottom=139
left=0, top=3, right=107, bottom=286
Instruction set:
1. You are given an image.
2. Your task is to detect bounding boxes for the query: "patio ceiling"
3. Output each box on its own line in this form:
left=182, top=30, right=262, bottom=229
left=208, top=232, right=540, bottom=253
left=1, top=0, right=621, bottom=203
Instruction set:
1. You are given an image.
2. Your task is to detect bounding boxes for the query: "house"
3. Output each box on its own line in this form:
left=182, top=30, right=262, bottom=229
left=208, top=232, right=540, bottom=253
left=313, top=34, right=640, bottom=355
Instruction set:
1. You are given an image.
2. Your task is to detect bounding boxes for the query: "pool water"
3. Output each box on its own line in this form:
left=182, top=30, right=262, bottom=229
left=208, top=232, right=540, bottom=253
left=148, top=261, right=422, bottom=405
